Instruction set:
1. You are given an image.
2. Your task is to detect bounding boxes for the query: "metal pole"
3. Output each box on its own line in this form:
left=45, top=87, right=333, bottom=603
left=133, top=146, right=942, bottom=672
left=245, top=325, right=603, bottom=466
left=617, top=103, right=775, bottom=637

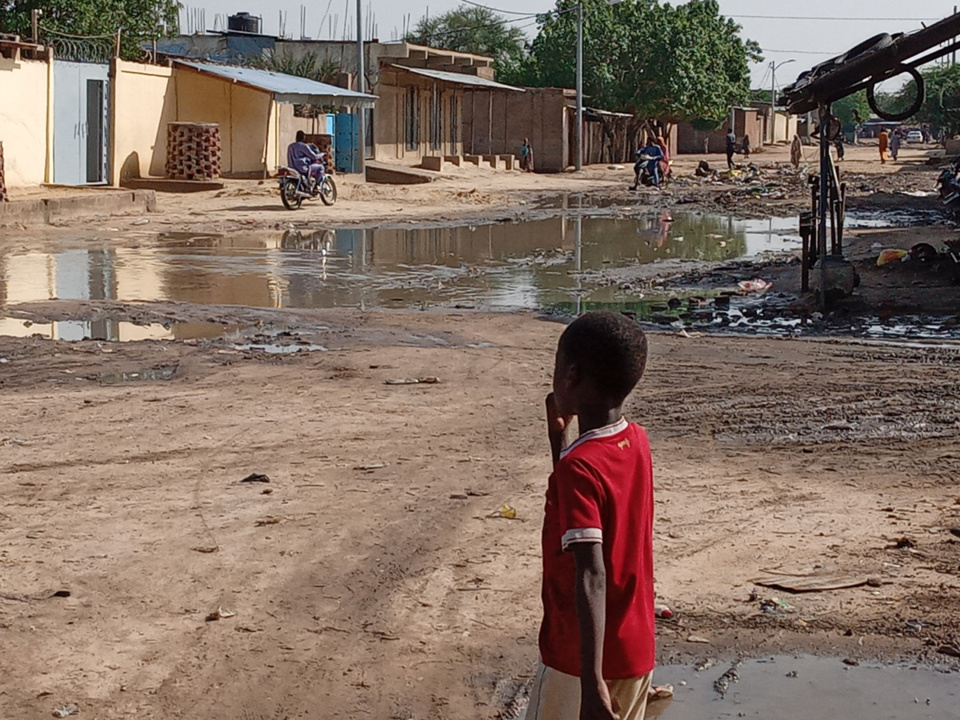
left=356, top=0, right=366, bottom=176
left=575, top=1, right=583, bottom=172
left=770, top=61, right=776, bottom=145
left=818, top=104, right=830, bottom=309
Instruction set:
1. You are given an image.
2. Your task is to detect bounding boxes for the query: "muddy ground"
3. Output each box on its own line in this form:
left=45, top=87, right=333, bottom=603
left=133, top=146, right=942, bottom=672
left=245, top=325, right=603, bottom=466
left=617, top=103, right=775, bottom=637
left=2, top=142, right=960, bottom=720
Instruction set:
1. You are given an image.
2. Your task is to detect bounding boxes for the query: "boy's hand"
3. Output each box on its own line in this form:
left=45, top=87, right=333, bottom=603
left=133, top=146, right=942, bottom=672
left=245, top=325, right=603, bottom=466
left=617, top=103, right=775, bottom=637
left=580, top=682, right=618, bottom=720
left=545, top=393, right=573, bottom=437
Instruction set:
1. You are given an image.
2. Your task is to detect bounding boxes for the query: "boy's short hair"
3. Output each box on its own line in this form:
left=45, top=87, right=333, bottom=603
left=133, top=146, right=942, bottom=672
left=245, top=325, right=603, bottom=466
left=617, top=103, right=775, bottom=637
left=296, top=130, right=306, bottom=142
left=559, top=311, right=648, bottom=402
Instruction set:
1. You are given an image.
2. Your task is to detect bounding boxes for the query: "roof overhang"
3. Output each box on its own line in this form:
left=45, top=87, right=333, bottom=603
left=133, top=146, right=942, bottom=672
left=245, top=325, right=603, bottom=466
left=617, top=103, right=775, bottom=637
left=174, top=60, right=377, bottom=107
left=389, top=64, right=524, bottom=92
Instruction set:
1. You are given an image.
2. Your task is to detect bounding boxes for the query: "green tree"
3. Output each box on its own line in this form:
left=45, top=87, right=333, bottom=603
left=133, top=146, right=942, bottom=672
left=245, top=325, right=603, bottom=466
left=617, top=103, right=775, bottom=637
left=832, top=90, right=871, bottom=132
left=0, top=0, right=180, bottom=60
left=405, top=5, right=527, bottom=77
left=887, top=64, right=960, bottom=135
left=517, top=0, right=761, bottom=123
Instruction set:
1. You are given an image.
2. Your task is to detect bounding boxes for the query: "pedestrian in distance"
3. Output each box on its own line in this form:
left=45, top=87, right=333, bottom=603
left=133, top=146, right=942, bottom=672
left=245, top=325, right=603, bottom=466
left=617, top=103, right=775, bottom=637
left=725, top=127, right=737, bottom=169
left=521, top=137, right=535, bottom=173
left=878, top=129, right=889, bottom=164
left=529, top=311, right=657, bottom=720
left=742, top=134, right=751, bottom=159
left=834, top=134, right=845, bottom=161
left=890, top=130, right=901, bottom=162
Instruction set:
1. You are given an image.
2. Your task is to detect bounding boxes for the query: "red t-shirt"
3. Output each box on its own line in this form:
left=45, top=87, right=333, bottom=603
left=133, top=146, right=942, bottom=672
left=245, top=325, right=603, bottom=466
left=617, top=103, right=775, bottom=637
left=539, top=418, right=655, bottom=680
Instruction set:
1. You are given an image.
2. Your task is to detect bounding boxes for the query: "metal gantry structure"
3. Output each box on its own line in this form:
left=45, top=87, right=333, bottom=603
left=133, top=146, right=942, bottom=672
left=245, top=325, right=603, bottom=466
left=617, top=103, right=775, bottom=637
left=779, top=12, right=960, bottom=307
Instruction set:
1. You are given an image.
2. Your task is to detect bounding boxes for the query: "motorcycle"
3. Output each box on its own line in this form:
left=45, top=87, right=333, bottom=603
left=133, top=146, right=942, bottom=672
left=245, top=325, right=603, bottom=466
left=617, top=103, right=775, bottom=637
left=937, top=157, right=960, bottom=217
left=632, top=151, right=663, bottom=190
left=277, top=152, right=337, bottom=210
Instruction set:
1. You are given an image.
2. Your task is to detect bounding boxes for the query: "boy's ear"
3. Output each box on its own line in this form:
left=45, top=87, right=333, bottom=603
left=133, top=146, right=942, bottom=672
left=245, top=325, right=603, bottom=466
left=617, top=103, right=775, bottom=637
left=564, top=361, right=582, bottom=389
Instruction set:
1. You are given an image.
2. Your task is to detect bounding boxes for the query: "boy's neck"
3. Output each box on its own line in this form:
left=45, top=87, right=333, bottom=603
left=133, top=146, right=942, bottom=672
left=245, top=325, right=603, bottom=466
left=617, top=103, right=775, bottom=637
left=577, top=405, right=624, bottom=436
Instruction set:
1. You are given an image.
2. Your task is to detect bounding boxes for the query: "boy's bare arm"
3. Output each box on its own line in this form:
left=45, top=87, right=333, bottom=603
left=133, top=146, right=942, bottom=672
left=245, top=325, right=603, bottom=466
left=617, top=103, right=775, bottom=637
left=572, top=543, right=618, bottom=720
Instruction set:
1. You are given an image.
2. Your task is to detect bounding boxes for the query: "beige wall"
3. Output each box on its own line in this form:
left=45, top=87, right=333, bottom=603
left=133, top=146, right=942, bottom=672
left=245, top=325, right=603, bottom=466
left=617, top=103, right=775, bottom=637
left=111, top=60, right=175, bottom=183
left=0, top=57, right=51, bottom=188
left=175, top=68, right=273, bottom=177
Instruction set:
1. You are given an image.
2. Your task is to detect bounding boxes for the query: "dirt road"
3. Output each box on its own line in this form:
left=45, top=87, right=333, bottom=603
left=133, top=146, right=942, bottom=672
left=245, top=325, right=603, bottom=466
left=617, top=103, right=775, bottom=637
left=2, top=310, right=959, bottom=720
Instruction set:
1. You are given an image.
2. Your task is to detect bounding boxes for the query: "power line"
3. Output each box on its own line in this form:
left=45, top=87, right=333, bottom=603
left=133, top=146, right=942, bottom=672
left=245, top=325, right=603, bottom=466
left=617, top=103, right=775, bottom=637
left=732, top=14, right=942, bottom=21
left=459, top=0, right=540, bottom=16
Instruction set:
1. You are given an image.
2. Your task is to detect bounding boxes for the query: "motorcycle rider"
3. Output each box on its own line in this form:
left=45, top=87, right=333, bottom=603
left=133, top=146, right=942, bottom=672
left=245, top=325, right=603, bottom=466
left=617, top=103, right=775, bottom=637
left=632, top=137, right=665, bottom=190
left=287, top=130, right=324, bottom=188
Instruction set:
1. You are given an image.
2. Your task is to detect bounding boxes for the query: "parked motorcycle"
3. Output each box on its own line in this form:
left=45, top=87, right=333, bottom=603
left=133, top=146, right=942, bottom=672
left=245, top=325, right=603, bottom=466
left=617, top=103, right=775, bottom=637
left=937, top=158, right=960, bottom=217
left=277, top=153, right=337, bottom=210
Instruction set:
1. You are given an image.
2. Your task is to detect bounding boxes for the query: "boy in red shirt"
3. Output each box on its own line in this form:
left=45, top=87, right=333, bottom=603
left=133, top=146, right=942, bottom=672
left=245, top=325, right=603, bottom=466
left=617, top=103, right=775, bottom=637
left=529, top=311, right=654, bottom=720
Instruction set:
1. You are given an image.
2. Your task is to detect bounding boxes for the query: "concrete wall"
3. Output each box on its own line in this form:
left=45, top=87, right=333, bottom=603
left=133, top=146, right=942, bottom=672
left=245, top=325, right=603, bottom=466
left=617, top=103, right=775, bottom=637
left=678, top=109, right=763, bottom=155
left=464, top=88, right=569, bottom=172
left=376, top=67, right=463, bottom=164
left=110, top=60, right=176, bottom=183
left=0, top=57, right=51, bottom=188
left=175, top=67, right=273, bottom=176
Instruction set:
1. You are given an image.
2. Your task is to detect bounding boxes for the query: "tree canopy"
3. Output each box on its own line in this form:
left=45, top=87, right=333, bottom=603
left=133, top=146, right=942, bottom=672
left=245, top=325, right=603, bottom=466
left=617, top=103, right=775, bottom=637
left=405, top=5, right=527, bottom=76
left=0, top=0, right=180, bottom=59
left=514, top=0, right=761, bottom=122
left=885, top=64, right=960, bottom=134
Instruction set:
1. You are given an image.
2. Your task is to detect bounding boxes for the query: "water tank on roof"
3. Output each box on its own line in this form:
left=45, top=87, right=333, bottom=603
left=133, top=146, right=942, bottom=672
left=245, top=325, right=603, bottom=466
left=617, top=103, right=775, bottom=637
left=228, top=12, right=260, bottom=34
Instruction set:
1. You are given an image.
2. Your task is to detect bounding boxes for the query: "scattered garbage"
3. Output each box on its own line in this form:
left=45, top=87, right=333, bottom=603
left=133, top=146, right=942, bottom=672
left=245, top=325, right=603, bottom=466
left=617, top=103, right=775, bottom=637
left=205, top=606, right=236, bottom=622
left=655, top=604, right=674, bottom=619
left=687, top=635, right=711, bottom=644
left=385, top=376, right=441, bottom=385
left=648, top=684, right=674, bottom=702
left=52, top=706, right=79, bottom=718
left=354, top=462, right=388, bottom=471
left=842, top=658, right=860, bottom=667
left=714, top=664, right=741, bottom=697
left=487, top=504, right=518, bottom=520
left=949, top=528, right=960, bottom=539
left=936, top=644, right=960, bottom=658
left=240, top=473, right=270, bottom=484
left=750, top=573, right=871, bottom=593
left=759, top=597, right=794, bottom=613
left=255, top=516, right=282, bottom=526
left=877, top=249, right=909, bottom=267
left=737, top=278, right=773, bottom=294
left=191, top=546, right=219, bottom=554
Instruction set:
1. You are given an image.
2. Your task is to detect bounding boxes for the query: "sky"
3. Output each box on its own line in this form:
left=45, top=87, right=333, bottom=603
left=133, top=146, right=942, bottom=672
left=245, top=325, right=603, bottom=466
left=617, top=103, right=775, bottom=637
left=179, top=0, right=960, bottom=88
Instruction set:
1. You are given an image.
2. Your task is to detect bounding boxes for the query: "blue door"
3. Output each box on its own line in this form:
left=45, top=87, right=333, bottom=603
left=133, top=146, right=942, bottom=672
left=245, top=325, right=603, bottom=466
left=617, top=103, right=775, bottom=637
left=54, top=62, right=110, bottom=185
left=335, top=113, right=358, bottom=174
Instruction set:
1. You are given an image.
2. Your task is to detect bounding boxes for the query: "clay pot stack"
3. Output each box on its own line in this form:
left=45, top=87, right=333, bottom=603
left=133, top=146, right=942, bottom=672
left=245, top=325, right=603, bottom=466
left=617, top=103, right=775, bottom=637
left=0, top=141, right=8, bottom=202
left=165, top=123, right=222, bottom=180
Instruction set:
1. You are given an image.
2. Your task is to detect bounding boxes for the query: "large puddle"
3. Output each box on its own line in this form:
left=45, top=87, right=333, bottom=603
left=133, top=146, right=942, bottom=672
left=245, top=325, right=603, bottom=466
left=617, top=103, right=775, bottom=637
left=648, top=655, right=958, bottom=720
left=0, top=213, right=799, bottom=324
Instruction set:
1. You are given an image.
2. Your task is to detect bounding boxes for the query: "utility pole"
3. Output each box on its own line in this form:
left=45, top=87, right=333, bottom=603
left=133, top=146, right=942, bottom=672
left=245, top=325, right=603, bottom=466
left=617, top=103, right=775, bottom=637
left=575, top=1, right=583, bottom=171
left=356, top=0, right=365, bottom=176
left=770, top=59, right=795, bottom=144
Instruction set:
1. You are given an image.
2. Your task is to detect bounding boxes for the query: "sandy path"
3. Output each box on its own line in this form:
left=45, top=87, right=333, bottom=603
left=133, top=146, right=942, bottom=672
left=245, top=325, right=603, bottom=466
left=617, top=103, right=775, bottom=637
left=1, top=310, right=958, bottom=719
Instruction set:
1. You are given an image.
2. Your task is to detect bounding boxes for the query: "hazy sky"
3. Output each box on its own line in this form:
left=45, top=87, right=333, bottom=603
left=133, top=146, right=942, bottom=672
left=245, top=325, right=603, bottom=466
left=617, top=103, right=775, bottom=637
left=181, top=0, right=960, bottom=87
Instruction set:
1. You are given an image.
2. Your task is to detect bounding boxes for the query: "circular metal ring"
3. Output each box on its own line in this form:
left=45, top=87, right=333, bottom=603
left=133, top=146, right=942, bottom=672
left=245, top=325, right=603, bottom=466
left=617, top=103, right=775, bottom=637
left=868, top=66, right=925, bottom=122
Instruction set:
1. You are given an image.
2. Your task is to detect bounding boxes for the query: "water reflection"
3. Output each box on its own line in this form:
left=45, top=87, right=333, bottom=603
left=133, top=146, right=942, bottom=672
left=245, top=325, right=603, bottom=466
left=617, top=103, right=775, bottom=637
left=0, top=213, right=801, bottom=319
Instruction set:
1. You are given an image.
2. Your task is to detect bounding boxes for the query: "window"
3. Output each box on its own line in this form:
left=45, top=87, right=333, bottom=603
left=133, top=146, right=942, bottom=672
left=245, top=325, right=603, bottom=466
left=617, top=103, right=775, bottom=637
left=405, top=85, right=419, bottom=151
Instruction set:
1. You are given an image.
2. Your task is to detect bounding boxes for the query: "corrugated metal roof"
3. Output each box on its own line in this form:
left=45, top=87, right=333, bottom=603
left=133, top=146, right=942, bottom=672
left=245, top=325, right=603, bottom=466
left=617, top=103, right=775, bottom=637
left=390, top=64, right=524, bottom=92
left=175, top=61, right=377, bottom=106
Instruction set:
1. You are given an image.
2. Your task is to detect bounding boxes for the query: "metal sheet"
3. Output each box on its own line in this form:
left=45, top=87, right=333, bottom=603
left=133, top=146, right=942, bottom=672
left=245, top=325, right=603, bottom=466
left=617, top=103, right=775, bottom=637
left=389, top=65, right=525, bottom=92
left=175, top=61, right=377, bottom=107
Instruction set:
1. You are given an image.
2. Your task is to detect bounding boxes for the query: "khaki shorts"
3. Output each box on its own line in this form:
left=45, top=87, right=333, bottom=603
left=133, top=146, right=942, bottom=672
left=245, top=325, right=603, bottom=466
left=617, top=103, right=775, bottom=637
left=524, top=662, right=652, bottom=720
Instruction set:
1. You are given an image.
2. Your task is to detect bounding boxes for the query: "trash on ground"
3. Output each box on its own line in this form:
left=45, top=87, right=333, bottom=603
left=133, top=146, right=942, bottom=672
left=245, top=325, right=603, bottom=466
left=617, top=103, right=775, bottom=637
left=759, top=596, right=794, bottom=613
left=191, top=546, right=219, bottom=554
left=487, top=504, right=518, bottom=520
left=687, top=634, right=711, bottom=644
left=385, top=376, right=441, bottom=385
left=206, top=606, right=237, bottom=622
left=465, top=488, right=490, bottom=497
left=648, top=684, right=674, bottom=701
left=937, top=644, right=960, bottom=658
left=949, top=528, right=960, bottom=539
left=354, top=462, right=388, bottom=471
left=842, top=658, right=860, bottom=666
left=737, top=278, right=773, bottom=294
left=750, top=573, right=871, bottom=593
left=255, top=516, right=282, bottom=526
left=714, top=664, right=740, bottom=697
left=655, top=604, right=674, bottom=619
left=240, top=473, right=270, bottom=483
left=877, top=249, right=909, bottom=266
left=53, top=706, right=79, bottom=718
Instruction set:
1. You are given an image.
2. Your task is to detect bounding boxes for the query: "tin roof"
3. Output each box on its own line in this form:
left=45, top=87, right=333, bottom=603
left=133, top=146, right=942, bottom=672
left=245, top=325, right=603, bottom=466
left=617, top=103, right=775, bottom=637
left=389, top=64, right=524, bottom=92
left=174, top=61, right=377, bottom=106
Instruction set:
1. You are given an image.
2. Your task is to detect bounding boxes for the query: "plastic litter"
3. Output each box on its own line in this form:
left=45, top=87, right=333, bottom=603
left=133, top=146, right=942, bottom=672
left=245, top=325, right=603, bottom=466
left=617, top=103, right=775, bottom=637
left=738, top=279, right=773, bottom=294
left=53, top=706, right=79, bottom=718
left=487, top=504, right=518, bottom=520
left=206, top=606, right=237, bottom=622
left=655, top=605, right=674, bottom=619
left=877, top=249, right=909, bottom=266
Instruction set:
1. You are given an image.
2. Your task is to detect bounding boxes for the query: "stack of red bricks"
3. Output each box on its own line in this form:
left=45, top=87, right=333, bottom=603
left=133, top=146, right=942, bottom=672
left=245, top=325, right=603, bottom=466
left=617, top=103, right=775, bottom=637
left=165, top=123, right=222, bottom=181
left=0, top=141, right=8, bottom=202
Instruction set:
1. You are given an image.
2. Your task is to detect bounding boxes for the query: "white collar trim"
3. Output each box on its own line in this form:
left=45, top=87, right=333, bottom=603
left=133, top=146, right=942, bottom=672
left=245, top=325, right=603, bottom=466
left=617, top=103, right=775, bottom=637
left=559, top=417, right=629, bottom=460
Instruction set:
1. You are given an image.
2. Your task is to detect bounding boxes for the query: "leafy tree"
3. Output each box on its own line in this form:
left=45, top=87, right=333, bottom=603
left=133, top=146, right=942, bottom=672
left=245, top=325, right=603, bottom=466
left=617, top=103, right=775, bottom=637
left=248, top=51, right=341, bottom=85
left=886, top=64, right=960, bottom=135
left=405, top=5, right=527, bottom=77
left=832, top=90, right=871, bottom=132
left=0, top=1, right=180, bottom=60
left=517, top=0, right=761, bottom=124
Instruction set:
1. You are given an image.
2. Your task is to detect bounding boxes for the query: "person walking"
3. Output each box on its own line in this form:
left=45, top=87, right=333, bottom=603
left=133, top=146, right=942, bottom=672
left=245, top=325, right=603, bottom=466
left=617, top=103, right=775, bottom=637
left=742, top=134, right=751, bottom=159
left=725, top=128, right=737, bottom=169
left=878, top=129, right=889, bottom=164
left=834, top=134, right=845, bottom=161
left=521, top=138, right=535, bottom=173
left=890, top=130, right=901, bottom=162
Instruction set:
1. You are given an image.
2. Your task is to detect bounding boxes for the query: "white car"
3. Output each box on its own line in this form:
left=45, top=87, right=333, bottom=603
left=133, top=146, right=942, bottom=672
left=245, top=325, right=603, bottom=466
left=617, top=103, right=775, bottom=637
left=906, top=130, right=924, bottom=144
